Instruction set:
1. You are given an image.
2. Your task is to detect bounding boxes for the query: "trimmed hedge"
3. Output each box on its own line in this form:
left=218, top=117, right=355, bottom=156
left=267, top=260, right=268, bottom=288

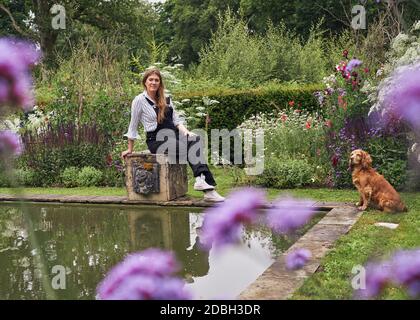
left=175, top=84, right=322, bottom=130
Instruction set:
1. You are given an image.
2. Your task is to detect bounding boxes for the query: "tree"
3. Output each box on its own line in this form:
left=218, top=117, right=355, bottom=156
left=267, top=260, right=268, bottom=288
left=0, top=0, right=156, bottom=67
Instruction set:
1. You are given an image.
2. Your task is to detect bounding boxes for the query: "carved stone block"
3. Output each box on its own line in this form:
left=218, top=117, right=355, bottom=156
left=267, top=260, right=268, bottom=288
left=125, top=152, right=188, bottom=202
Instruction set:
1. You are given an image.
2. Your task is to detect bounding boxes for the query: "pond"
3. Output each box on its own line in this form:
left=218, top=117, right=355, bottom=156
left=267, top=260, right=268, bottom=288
left=0, top=202, right=323, bottom=300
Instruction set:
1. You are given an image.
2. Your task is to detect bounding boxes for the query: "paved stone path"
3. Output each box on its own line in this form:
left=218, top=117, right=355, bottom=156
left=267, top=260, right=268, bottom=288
left=238, top=206, right=362, bottom=300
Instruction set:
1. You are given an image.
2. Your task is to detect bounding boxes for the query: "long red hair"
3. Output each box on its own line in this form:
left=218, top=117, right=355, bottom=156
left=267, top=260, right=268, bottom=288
left=142, top=68, right=167, bottom=124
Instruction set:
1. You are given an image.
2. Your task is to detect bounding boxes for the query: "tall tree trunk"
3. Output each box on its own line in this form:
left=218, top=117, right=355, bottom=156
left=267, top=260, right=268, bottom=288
left=32, top=0, right=58, bottom=68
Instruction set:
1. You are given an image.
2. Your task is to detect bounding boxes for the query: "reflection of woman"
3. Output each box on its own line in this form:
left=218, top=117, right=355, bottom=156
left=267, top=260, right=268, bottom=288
left=121, top=68, right=224, bottom=202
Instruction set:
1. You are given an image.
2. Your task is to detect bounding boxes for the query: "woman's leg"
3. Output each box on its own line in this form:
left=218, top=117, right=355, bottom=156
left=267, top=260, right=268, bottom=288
left=185, top=135, right=216, bottom=186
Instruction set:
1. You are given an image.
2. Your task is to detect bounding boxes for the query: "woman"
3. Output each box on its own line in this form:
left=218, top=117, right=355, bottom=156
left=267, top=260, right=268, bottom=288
left=121, top=68, right=225, bottom=202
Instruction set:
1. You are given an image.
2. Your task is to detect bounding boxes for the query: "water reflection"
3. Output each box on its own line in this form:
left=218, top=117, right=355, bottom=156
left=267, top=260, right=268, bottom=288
left=0, top=203, right=305, bottom=300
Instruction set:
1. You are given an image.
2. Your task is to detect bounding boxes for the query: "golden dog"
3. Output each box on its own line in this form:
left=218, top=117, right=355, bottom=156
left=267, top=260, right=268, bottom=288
left=349, top=149, right=407, bottom=213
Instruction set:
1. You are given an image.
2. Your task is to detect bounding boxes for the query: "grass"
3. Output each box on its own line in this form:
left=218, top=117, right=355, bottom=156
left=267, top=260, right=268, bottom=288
left=1, top=166, right=419, bottom=299
left=293, top=192, right=420, bottom=300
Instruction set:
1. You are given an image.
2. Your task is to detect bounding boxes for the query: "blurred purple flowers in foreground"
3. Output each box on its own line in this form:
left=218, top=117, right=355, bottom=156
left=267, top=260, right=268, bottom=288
left=0, top=38, right=40, bottom=109
left=200, top=188, right=266, bottom=250
left=376, top=62, right=420, bottom=130
left=267, top=197, right=317, bottom=235
left=96, top=249, right=191, bottom=300
left=0, top=130, right=23, bottom=157
left=286, top=249, right=312, bottom=270
left=357, top=248, right=420, bottom=299
left=200, top=188, right=317, bottom=254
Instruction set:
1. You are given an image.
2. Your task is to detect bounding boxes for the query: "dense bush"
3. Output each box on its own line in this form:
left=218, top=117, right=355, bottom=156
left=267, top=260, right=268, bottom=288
left=61, top=167, right=80, bottom=188
left=255, top=158, right=314, bottom=189
left=176, top=84, right=321, bottom=130
left=77, top=167, right=103, bottom=187
left=18, top=123, right=112, bottom=187
left=196, top=11, right=328, bottom=86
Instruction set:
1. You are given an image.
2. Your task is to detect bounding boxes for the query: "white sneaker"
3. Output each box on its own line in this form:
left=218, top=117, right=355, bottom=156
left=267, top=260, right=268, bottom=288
left=203, top=190, right=225, bottom=202
left=194, top=174, right=215, bottom=191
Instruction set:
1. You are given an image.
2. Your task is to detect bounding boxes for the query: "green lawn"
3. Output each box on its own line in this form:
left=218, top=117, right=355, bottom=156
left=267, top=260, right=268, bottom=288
left=1, top=166, right=419, bottom=300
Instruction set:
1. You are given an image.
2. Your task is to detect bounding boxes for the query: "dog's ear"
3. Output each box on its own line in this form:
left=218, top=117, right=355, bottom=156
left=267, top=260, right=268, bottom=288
left=361, top=152, right=372, bottom=169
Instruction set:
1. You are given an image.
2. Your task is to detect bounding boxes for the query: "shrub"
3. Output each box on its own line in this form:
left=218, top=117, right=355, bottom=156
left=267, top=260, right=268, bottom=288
left=255, top=158, right=314, bottom=189
left=176, top=84, right=321, bottom=131
left=14, top=168, right=37, bottom=186
left=61, top=167, right=80, bottom=188
left=77, top=166, right=103, bottom=187
left=19, top=123, right=112, bottom=186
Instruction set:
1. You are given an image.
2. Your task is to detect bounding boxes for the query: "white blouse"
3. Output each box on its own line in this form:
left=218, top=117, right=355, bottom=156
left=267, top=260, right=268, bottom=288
left=124, top=91, right=184, bottom=140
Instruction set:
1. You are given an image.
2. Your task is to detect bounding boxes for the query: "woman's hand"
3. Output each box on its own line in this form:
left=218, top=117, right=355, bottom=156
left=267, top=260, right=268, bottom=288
left=121, top=149, right=132, bottom=160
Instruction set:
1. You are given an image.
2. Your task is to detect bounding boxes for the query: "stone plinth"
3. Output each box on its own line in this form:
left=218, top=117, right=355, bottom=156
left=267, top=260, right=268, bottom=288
left=125, top=152, right=188, bottom=202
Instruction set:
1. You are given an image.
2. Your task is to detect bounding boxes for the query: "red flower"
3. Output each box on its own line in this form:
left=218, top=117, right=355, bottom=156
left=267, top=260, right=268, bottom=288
left=281, top=114, right=288, bottom=122
left=288, top=101, right=295, bottom=107
left=294, top=109, right=302, bottom=113
left=363, top=68, right=369, bottom=73
left=343, top=50, right=349, bottom=59
left=305, top=122, right=311, bottom=129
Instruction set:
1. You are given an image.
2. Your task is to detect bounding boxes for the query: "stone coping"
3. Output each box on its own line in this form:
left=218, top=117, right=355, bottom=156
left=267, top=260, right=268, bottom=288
left=0, top=193, right=351, bottom=211
left=238, top=206, right=362, bottom=300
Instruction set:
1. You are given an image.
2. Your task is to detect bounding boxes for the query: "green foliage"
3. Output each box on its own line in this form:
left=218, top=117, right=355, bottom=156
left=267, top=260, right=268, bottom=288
left=101, top=167, right=125, bottom=188
left=77, top=167, right=103, bottom=187
left=196, top=12, right=328, bottom=86
left=13, top=168, right=37, bottom=187
left=176, top=84, right=321, bottom=130
left=256, top=158, right=314, bottom=189
left=60, top=167, right=80, bottom=188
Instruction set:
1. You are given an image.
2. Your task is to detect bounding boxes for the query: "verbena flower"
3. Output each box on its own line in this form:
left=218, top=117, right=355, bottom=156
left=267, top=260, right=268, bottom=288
left=382, top=64, right=420, bottom=129
left=97, top=249, right=191, bottom=300
left=0, top=38, right=40, bottom=109
left=200, top=188, right=267, bottom=250
left=0, top=130, right=23, bottom=156
left=390, top=249, right=420, bottom=297
left=357, top=262, right=391, bottom=299
left=286, top=249, right=312, bottom=270
left=267, top=197, right=317, bottom=234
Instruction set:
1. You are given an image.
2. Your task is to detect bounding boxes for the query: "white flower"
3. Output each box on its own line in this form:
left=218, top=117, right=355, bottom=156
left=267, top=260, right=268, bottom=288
left=411, top=143, right=418, bottom=153
left=413, top=21, right=420, bottom=31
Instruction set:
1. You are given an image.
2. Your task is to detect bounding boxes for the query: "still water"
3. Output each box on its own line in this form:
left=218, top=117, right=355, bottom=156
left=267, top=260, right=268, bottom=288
left=0, top=202, right=318, bottom=300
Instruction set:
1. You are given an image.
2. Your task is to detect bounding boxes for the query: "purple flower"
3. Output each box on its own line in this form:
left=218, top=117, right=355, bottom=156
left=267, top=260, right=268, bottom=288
left=0, top=130, right=23, bottom=156
left=286, top=248, right=312, bottom=270
left=383, top=65, right=420, bottom=129
left=101, top=275, right=191, bottom=300
left=267, top=197, right=317, bottom=234
left=200, top=188, right=266, bottom=250
left=346, top=59, right=363, bottom=72
left=357, top=262, right=391, bottom=299
left=0, top=38, right=40, bottom=109
left=96, top=249, right=191, bottom=300
left=391, top=249, right=420, bottom=297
